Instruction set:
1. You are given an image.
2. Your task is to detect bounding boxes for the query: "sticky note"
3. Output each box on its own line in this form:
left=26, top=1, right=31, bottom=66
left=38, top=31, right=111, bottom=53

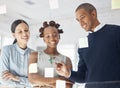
left=56, top=80, right=66, bottom=88
left=0, top=4, right=7, bottom=14
left=44, top=68, right=54, bottom=78
left=29, top=63, right=37, bottom=73
left=78, top=37, right=88, bottom=48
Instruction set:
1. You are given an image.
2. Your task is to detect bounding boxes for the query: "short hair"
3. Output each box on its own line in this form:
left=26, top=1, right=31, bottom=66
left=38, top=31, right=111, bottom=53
left=39, top=21, right=63, bottom=37
left=75, top=3, right=97, bottom=14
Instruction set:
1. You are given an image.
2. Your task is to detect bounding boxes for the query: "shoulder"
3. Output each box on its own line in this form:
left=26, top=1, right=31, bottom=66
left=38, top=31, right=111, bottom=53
left=61, top=55, right=72, bottom=69
left=0, top=45, right=14, bottom=59
left=27, top=47, right=34, bottom=51
left=26, top=46, right=34, bottom=50
left=1, top=44, right=14, bottom=52
left=66, top=56, right=72, bottom=66
left=105, top=24, right=120, bottom=27
left=66, top=56, right=71, bottom=62
left=60, top=54, right=71, bottom=62
left=2, top=44, right=13, bottom=49
left=101, top=24, right=120, bottom=37
left=105, top=24, right=120, bottom=31
left=29, top=51, right=38, bottom=63
left=30, top=51, right=38, bottom=57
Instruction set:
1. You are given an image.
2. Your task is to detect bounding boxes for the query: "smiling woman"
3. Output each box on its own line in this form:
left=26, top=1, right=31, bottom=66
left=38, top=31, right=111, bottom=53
left=0, top=19, right=33, bottom=87
left=28, top=20, right=74, bottom=88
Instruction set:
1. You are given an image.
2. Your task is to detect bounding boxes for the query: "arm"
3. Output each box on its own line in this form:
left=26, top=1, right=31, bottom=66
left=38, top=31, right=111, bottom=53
left=28, top=52, right=65, bottom=87
left=65, top=57, right=74, bottom=88
left=1, top=71, right=31, bottom=87
left=55, top=49, right=86, bottom=83
left=0, top=46, right=31, bottom=87
left=0, top=46, right=25, bottom=86
left=0, top=46, right=10, bottom=73
left=69, top=48, right=86, bottom=83
left=54, top=57, right=74, bottom=88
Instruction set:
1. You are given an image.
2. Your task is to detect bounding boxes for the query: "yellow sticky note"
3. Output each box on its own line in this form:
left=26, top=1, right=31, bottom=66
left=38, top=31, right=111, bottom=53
left=112, top=0, right=120, bottom=9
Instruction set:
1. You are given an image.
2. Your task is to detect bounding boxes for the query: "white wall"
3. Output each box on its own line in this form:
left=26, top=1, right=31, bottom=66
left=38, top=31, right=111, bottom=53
left=28, top=8, right=120, bottom=50
left=28, top=18, right=88, bottom=50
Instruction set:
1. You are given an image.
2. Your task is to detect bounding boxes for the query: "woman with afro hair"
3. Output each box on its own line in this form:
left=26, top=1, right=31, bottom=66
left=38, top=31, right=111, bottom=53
left=28, top=21, right=73, bottom=88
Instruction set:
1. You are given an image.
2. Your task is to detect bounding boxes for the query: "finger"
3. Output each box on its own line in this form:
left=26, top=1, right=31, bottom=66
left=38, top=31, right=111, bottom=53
left=2, top=72, right=12, bottom=79
left=2, top=73, right=9, bottom=78
left=66, top=81, right=74, bottom=84
left=2, top=70, right=9, bottom=75
left=56, top=63, right=62, bottom=68
left=56, top=61, right=66, bottom=68
left=59, top=61, right=66, bottom=66
left=2, top=75, right=11, bottom=80
left=2, top=71, right=10, bottom=76
left=2, top=71, right=11, bottom=77
left=55, top=66, right=61, bottom=71
left=55, top=60, right=65, bottom=65
left=55, top=70, right=63, bottom=76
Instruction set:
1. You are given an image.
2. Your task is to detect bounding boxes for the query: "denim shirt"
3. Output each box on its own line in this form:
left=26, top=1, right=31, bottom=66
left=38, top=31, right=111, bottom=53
left=0, top=43, right=33, bottom=87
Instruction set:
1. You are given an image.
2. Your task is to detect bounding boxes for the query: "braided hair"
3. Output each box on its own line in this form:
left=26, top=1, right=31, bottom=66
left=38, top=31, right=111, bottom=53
left=39, top=21, right=63, bottom=37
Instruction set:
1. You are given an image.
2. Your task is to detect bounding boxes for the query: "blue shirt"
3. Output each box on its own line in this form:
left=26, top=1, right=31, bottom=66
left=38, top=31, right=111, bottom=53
left=0, top=43, right=33, bottom=87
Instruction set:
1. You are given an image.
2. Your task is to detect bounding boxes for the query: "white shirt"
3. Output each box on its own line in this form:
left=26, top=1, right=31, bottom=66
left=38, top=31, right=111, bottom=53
left=89, top=23, right=105, bottom=34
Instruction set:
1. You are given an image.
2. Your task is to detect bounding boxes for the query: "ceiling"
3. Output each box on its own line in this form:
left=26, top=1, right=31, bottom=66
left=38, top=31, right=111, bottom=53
left=0, top=0, right=78, bottom=33
left=0, top=0, right=113, bottom=33
left=0, top=0, right=120, bottom=46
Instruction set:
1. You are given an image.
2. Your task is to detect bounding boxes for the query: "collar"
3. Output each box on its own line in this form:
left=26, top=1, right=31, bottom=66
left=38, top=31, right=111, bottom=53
left=89, top=23, right=105, bottom=33
left=14, top=43, right=28, bottom=55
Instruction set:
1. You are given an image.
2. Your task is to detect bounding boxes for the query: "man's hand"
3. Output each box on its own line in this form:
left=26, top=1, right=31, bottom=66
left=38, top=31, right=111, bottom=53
left=55, top=61, right=70, bottom=78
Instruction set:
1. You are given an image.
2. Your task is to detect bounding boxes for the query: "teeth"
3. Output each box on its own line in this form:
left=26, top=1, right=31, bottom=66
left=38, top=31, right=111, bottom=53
left=24, top=38, right=28, bottom=39
left=83, top=25, right=86, bottom=28
left=50, top=42, right=55, bottom=44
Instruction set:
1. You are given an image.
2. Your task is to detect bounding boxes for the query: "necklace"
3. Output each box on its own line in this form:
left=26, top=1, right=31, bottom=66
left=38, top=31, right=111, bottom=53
left=49, top=56, right=56, bottom=64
